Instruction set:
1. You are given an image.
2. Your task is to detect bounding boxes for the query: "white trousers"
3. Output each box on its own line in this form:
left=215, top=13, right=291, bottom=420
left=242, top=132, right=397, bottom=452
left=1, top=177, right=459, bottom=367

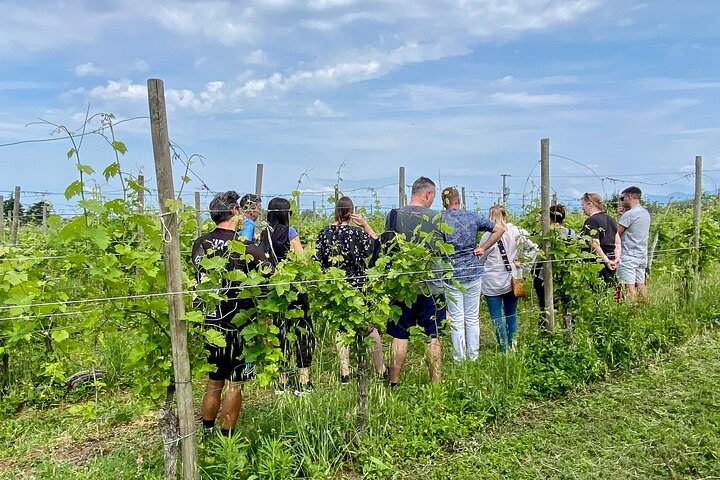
left=445, top=278, right=482, bottom=361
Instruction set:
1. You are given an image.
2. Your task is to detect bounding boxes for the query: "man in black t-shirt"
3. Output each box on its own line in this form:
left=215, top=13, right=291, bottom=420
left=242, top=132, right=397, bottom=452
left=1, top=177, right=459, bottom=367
left=192, top=191, right=269, bottom=438
left=581, top=192, right=620, bottom=286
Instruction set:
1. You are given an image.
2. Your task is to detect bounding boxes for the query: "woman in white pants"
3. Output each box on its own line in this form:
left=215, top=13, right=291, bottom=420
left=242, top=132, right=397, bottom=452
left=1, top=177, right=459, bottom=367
left=440, top=187, right=505, bottom=361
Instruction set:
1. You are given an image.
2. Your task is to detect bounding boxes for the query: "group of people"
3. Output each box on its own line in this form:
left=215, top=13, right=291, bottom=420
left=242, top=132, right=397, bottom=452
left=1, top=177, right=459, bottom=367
left=191, top=178, right=651, bottom=437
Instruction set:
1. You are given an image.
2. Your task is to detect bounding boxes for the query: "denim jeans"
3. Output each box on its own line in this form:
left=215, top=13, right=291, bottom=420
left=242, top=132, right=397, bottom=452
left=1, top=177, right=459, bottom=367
left=445, top=278, right=482, bottom=361
left=484, top=291, right=519, bottom=352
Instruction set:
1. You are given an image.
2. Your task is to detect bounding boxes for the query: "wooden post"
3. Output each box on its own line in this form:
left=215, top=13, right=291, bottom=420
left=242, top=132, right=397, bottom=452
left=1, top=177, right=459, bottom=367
left=461, top=187, right=466, bottom=210
left=398, top=166, right=406, bottom=207
left=312, top=201, right=317, bottom=222
left=147, top=78, right=198, bottom=480
left=10, top=186, right=20, bottom=245
left=540, top=139, right=555, bottom=332
left=42, top=204, right=48, bottom=232
left=195, top=192, right=202, bottom=238
left=693, top=155, right=702, bottom=274
left=296, top=192, right=301, bottom=213
left=551, top=193, right=558, bottom=206
left=501, top=174, right=510, bottom=207
left=0, top=195, right=4, bottom=241
left=255, top=163, right=263, bottom=199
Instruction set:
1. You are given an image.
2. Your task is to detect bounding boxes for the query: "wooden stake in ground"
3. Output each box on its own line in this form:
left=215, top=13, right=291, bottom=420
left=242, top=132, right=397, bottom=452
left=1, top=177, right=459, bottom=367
left=0, top=195, right=4, bottom=241
left=399, top=166, right=406, bottom=207
left=461, top=187, right=466, bottom=210
left=195, top=192, right=202, bottom=238
left=10, top=186, right=20, bottom=245
left=137, top=175, right=145, bottom=243
left=540, top=139, right=555, bottom=332
left=693, top=155, right=702, bottom=274
left=255, top=163, right=263, bottom=199
left=147, top=78, right=199, bottom=480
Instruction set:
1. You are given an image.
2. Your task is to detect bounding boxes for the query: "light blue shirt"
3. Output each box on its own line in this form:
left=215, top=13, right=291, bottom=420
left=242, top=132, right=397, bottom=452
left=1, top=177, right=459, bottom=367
left=238, top=217, right=255, bottom=243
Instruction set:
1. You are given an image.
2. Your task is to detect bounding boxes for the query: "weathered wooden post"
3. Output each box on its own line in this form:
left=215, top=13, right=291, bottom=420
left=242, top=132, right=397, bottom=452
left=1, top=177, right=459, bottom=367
left=399, top=166, right=406, bottom=207
left=693, top=155, right=702, bottom=274
left=0, top=195, right=4, bottom=241
left=147, top=78, right=199, bottom=480
left=137, top=175, right=145, bottom=242
left=461, top=187, right=466, bottom=210
left=10, top=186, right=20, bottom=245
left=540, top=139, right=555, bottom=332
left=312, top=200, right=317, bottom=222
left=195, top=192, right=202, bottom=238
left=255, top=163, right=263, bottom=199
left=42, top=204, right=48, bottom=232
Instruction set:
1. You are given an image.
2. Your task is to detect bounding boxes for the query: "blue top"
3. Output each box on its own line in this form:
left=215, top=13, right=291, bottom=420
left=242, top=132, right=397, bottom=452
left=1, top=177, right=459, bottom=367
left=288, top=226, right=298, bottom=241
left=441, top=209, right=496, bottom=283
left=238, top=217, right=256, bottom=243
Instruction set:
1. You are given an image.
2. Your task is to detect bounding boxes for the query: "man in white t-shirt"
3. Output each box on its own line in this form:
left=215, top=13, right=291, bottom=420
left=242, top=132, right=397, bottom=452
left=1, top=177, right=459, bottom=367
left=617, top=186, right=651, bottom=303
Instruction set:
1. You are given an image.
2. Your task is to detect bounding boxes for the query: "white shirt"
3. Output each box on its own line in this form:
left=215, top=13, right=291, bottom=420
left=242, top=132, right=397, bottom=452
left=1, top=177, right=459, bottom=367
left=479, top=223, right=538, bottom=296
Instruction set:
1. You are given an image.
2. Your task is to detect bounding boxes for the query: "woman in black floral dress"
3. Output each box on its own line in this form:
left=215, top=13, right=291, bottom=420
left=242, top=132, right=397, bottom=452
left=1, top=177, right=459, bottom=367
left=315, top=197, right=387, bottom=383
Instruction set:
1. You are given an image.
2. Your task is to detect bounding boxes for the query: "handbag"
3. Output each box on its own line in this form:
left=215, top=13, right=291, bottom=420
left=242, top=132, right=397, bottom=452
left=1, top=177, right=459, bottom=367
left=498, top=238, right=528, bottom=298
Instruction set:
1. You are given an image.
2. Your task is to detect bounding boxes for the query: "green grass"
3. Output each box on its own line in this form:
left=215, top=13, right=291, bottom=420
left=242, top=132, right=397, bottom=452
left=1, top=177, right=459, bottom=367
left=402, top=332, right=720, bottom=479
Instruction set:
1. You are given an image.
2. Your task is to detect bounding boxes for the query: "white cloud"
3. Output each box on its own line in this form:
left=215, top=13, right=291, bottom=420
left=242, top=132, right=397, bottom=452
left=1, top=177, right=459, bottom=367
left=85, top=79, right=228, bottom=112
left=74, top=62, right=103, bottom=77
left=306, top=99, right=342, bottom=117
left=243, top=49, right=267, bottom=65
left=134, top=60, right=151, bottom=72
left=90, top=80, right=147, bottom=100
left=490, top=91, right=576, bottom=107
left=635, top=77, right=720, bottom=91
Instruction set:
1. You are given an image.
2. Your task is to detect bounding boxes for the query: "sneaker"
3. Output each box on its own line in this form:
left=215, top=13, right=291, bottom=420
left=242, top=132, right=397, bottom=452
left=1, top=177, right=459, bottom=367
left=275, top=383, right=289, bottom=396
left=294, top=382, right=314, bottom=397
left=340, top=375, right=350, bottom=385
left=509, top=340, right=518, bottom=353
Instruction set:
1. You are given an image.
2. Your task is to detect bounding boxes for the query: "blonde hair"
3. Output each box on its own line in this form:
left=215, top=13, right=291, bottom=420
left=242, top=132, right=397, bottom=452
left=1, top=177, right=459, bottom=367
left=441, top=187, right=459, bottom=208
left=488, top=204, right=507, bottom=225
left=581, top=192, right=605, bottom=212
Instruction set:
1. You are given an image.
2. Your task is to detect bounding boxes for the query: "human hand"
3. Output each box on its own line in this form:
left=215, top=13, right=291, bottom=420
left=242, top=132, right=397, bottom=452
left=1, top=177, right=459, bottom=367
left=350, top=213, right=367, bottom=228
left=473, top=246, right=485, bottom=257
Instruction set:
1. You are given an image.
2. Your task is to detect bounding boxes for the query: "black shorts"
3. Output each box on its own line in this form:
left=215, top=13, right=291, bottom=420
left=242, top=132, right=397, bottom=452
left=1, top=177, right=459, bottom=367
left=205, top=321, right=247, bottom=382
left=387, top=294, right=446, bottom=340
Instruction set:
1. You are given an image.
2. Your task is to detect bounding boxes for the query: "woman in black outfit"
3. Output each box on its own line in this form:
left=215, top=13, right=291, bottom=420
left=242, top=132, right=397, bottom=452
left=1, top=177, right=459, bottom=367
left=259, top=197, right=315, bottom=395
left=315, top=197, right=386, bottom=383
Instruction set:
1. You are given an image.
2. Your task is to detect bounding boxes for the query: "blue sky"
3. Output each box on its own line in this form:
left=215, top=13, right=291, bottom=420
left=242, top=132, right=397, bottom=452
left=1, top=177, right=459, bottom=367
left=1, top=0, right=719, bottom=213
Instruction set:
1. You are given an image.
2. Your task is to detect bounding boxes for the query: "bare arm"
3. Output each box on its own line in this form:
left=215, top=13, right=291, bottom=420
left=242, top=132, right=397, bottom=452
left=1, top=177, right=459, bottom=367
left=591, top=238, right=616, bottom=270
left=290, top=236, right=304, bottom=254
left=613, top=232, right=621, bottom=266
left=474, top=223, right=505, bottom=257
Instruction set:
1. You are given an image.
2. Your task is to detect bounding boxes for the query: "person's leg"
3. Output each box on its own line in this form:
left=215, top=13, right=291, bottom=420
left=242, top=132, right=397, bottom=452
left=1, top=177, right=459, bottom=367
left=445, top=283, right=466, bottom=361
left=463, top=278, right=482, bottom=360
left=389, top=338, right=408, bottom=384
left=367, top=328, right=386, bottom=375
left=338, top=341, right=351, bottom=379
left=427, top=337, right=442, bottom=383
left=202, top=379, right=225, bottom=426
left=219, top=381, right=243, bottom=433
left=386, top=301, right=413, bottom=385
left=635, top=261, right=649, bottom=304
left=503, top=292, right=520, bottom=349
left=485, top=294, right=507, bottom=352
left=617, top=258, right=638, bottom=302
left=295, top=313, right=315, bottom=388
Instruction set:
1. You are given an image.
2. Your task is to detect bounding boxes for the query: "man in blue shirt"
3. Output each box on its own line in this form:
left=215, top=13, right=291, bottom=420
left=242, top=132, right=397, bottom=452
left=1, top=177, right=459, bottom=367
left=238, top=193, right=261, bottom=244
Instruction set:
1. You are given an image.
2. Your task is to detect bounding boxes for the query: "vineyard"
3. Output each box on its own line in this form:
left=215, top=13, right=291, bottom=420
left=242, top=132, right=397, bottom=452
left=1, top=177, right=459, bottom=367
left=2, top=84, right=720, bottom=479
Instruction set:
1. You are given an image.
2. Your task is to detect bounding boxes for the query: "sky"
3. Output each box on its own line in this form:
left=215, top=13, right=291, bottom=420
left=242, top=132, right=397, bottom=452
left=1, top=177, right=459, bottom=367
left=1, top=0, right=720, bottom=213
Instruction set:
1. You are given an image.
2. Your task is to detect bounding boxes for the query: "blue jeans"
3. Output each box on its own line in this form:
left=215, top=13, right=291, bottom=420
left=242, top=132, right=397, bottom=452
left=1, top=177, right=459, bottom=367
left=485, top=292, right=519, bottom=352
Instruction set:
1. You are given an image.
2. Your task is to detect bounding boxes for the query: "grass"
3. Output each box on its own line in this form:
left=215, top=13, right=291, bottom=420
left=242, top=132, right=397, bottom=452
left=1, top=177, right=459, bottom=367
left=401, top=332, right=720, bottom=479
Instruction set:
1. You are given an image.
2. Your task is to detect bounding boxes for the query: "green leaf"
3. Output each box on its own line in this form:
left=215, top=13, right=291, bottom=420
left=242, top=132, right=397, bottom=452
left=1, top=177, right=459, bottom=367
left=204, top=329, right=226, bottom=348
left=67, top=147, right=76, bottom=159
left=102, top=162, right=120, bottom=181
left=76, top=163, right=95, bottom=175
left=51, top=329, right=70, bottom=343
left=181, top=175, right=191, bottom=184
left=111, top=141, right=127, bottom=155
left=64, top=180, right=84, bottom=200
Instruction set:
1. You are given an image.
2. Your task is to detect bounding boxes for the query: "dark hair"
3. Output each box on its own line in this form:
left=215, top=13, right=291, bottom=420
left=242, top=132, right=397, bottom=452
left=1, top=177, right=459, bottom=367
left=266, top=197, right=291, bottom=227
left=209, top=191, right=240, bottom=224
left=621, top=186, right=642, bottom=199
left=240, top=193, right=260, bottom=210
left=411, top=176, right=436, bottom=196
left=335, top=196, right=354, bottom=223
left=441, top=187, right=459, bottom=207
left=549, top=204, right=567, bottom=224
